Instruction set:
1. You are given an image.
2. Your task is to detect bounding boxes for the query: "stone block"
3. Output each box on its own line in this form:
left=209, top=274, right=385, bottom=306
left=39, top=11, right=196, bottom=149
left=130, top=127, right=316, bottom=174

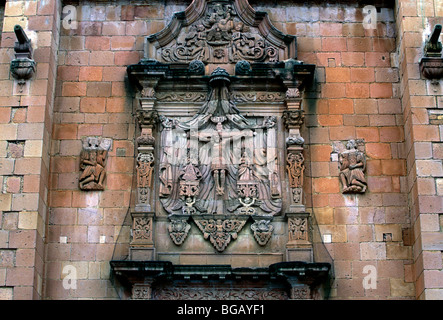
left=360, top=242, right=386, bottom=260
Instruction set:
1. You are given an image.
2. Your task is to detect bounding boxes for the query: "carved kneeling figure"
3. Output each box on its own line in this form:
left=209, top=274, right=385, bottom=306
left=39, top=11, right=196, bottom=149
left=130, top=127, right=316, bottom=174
left=339, top=140, right=367, bottom=194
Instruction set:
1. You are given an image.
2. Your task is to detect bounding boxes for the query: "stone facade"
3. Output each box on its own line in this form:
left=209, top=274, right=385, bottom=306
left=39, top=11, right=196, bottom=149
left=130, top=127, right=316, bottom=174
left=0, top=0, right=441, bottom=300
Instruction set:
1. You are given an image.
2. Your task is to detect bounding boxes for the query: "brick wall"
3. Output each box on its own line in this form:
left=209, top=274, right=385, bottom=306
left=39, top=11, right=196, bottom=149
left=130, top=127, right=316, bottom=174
left=46, top=0, right=187, bottom=299
left=395, top=0, right=443, bottom=300
left=0, top=0, right=60, bottom=299
left=252, top=1, right=415, bottom=299
left=0, top=0, right=441, bottom=300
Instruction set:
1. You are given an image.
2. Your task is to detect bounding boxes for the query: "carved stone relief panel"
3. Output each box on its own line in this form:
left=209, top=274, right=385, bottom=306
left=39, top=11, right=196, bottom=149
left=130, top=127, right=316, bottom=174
left=157, top=68, right=282, bottom=250
left=79, top=137, right=112, bottom=191
left=332, top=139, right=367, bottom=194
left=152, top=287, right=288, bottom=300
left=152, top=1, right=284, bottom=64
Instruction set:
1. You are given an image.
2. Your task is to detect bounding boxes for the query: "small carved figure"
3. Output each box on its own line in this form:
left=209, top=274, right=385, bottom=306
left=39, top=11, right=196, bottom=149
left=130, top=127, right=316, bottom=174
left=339, top=140, right=367, bottom=193
left=137, top=153, right=154, bottom=204
left=286, top=152, right=304, bottom=188
left=79, top=137, right=111, bottom=191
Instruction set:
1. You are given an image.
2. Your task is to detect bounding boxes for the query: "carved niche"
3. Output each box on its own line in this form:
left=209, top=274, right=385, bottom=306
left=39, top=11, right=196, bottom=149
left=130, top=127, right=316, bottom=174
left=79, top=137, right=112, bottom=191
left=158, top=68, right=282, bottom=251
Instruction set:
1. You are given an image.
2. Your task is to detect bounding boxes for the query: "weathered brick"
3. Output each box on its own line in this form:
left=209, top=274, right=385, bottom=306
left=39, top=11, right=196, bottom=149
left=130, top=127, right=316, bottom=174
left=79, top=66, right=103, bottom=82
left=370, top=83, right=393, bottom=98
left=345, top=83, right=369, bottom=98
left=313, top=177, right=340, bottom=193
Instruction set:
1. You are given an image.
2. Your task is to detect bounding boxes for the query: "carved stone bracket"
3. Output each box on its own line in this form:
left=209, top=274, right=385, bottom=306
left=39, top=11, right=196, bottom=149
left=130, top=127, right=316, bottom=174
left=251, top=217, right=274, bottom=246
left=193, top=215, right=248, bottom=252
left=168, top=214, right=191, bottom=246
left=288, top=283, right=311, bottom=300
left=420, top=24, right=443, bottom=83
left=10, top=25, right=36, bottom=95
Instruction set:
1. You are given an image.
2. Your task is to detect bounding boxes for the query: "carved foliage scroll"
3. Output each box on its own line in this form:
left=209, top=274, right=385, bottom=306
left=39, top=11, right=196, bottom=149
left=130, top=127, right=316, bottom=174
left=159, top=1, right=280, bottom=64
left=152, top=287, right=288, bottom=300
left=194, top=218, right=247, bottom=252
left=79, top=137, right=112, bottom=191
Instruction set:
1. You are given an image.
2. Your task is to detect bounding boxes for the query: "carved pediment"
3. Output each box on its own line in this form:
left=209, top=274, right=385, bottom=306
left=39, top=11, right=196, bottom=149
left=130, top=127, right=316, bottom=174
left=145, top=0, right=296, bottom=64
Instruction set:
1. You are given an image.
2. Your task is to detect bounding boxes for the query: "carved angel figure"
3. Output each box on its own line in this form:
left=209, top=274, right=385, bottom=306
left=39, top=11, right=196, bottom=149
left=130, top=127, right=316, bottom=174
left=339, top=140, right=367, bottom=193
left=79, top=137, right=111, bottom=191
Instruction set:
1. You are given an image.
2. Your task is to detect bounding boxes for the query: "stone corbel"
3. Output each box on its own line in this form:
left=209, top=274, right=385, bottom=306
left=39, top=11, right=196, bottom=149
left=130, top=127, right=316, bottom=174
left=287, top=280, right=311, bottom=300
left=419, top=24, right=443, bottom=84
left=10, top=25, right=36, bottom=95
left=132, top=281, right=154, bottom=300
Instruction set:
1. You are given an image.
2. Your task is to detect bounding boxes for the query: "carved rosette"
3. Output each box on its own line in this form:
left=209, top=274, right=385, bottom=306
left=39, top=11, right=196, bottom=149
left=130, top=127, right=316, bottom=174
left=194, top=218, right=247, bottom=252
left=251, top=219, right=274, bottom=246
left=168, top=216, right=191, bottom=246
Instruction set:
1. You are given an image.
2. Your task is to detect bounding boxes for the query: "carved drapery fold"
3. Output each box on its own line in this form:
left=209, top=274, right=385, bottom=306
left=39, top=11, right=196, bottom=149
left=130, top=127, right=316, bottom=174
left=154, top=68, right=283, bottom=251
left=79, top=137, right=112, bottom=191
left=336, top=139, right=367, bottom=194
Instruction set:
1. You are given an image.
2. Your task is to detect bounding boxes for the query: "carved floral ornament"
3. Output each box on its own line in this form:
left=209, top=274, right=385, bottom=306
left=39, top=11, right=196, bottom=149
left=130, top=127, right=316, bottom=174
left=147, top=0, right=295, bottom=64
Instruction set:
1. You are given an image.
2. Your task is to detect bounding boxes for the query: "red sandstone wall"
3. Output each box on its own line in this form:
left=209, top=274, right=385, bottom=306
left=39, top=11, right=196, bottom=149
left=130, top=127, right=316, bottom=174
left=0, top=0, right=441, bottom=300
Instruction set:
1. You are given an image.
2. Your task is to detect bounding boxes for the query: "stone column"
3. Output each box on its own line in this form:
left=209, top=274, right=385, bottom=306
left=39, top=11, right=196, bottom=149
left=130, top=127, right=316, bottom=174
left=283, top=81, right=313, bottom=262
left=130, top=80, right=160, bottom=260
